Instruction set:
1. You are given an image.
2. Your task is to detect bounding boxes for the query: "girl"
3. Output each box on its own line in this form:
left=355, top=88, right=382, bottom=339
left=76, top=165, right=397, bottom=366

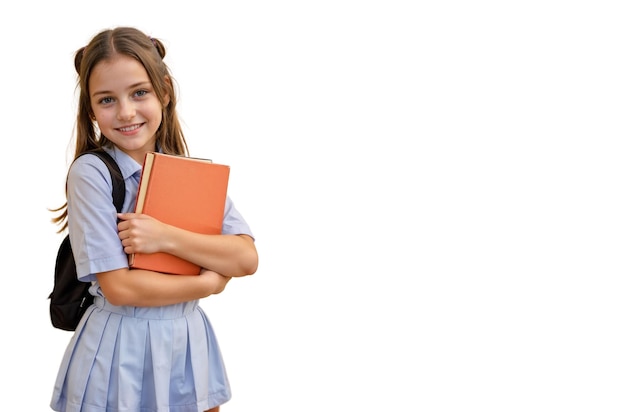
left=50, top=27, right=258, bottom=412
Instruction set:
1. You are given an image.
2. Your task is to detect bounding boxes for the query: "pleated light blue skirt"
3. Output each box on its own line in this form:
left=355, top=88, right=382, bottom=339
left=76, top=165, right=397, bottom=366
left=50, top=296, right=231, bottom=412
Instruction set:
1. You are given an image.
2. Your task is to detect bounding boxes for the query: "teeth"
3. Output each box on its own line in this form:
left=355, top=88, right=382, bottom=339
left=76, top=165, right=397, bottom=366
left=119, top=124, right=141, bottom=132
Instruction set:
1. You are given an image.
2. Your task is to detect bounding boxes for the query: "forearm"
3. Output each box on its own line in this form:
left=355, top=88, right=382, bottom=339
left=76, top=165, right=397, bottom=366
left=162, top=226, right=258, bottom=277
left=96, top=267, right=228, bottom=307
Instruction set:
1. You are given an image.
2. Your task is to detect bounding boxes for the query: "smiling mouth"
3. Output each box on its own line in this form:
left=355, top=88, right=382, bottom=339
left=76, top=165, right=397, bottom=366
left=118, top=124, right=142, bottom=132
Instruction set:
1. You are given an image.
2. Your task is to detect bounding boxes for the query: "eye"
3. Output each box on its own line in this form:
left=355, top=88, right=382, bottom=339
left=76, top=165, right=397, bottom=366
left=134, top=89, right=148, bottom=98
left=99, top=97, right=114, bottom=104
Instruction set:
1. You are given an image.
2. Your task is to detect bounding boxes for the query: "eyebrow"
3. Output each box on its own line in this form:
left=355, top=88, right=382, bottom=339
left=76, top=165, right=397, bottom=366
left=91, top=81, right=152, bottom=98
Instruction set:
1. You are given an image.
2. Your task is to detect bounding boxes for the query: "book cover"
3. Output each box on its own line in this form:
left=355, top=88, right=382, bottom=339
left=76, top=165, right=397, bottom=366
left=129, top=152, right=230, bottom=275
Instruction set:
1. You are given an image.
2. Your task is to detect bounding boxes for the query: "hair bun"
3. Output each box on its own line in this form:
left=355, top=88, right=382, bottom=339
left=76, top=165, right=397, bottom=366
left=149, top=37, right=166, bottom=59
left=74, top=46, right=86, bottom=74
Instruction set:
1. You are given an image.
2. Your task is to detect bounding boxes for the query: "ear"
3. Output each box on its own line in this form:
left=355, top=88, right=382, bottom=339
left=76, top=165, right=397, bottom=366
left=163, top=76, right=172, bottom=107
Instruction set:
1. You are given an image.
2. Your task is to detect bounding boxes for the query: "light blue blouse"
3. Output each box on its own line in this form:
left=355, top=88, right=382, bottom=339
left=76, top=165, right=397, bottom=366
left=66, top=145, right=254, bottom=285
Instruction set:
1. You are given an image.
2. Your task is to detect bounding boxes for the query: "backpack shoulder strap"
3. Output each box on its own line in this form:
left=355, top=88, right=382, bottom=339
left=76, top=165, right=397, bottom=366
left=79, top=150, right=126, bottom=212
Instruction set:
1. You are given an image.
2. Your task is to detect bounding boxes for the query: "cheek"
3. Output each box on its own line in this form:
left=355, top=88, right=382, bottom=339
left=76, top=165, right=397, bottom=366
left=94, top=112, right=114, bottom=128
left=152, top=104, right=164, bottom=123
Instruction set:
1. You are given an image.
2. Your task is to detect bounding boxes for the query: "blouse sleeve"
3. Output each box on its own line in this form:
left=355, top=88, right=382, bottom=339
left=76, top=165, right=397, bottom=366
left=222, top=196, right=255, bottom=240
left=67, top=155, right=129, bottom=282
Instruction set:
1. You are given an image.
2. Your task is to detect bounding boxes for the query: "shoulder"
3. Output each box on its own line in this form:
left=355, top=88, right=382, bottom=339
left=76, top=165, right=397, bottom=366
left=69, top=148, right=141, bottom=185
left=69, top=152, right=112, bottom=185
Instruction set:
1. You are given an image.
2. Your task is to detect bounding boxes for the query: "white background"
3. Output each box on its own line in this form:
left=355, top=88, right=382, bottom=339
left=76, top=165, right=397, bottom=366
left=1, top=1, right=625, bottom=411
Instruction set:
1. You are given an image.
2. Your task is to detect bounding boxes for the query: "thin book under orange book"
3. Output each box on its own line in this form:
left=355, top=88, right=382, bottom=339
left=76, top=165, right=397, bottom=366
left=129, top=152, right=230, bottom=275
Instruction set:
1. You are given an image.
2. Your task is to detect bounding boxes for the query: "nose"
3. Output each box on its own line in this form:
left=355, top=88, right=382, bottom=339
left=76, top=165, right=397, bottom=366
left=116, top=99, right=136, bottom=121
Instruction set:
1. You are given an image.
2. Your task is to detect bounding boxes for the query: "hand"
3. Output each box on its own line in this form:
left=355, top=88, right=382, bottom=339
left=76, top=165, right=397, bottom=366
left=199, top=268, right=231, bottom=295
left=117, top=213, right=167, bottom=255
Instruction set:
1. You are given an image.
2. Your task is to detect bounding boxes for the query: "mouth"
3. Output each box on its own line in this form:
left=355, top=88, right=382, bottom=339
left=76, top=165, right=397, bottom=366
left=117, top=123, right=143, bottom=133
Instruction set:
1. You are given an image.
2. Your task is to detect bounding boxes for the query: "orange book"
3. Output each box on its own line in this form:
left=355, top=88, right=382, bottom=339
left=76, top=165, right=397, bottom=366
left=129, top=152, right=230, bottom=275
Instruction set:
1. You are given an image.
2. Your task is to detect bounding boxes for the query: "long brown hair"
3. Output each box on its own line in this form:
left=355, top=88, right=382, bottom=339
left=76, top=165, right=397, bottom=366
left=51, top=27, right=189, bottom=232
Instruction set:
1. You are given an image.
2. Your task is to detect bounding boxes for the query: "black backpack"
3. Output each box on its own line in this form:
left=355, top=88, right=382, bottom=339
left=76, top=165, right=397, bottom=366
left=49, top=150, right=126, bottom=331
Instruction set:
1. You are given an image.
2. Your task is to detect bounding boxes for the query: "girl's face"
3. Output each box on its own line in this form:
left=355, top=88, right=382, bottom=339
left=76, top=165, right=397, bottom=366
left=89, top=55, right=168, bottom=164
